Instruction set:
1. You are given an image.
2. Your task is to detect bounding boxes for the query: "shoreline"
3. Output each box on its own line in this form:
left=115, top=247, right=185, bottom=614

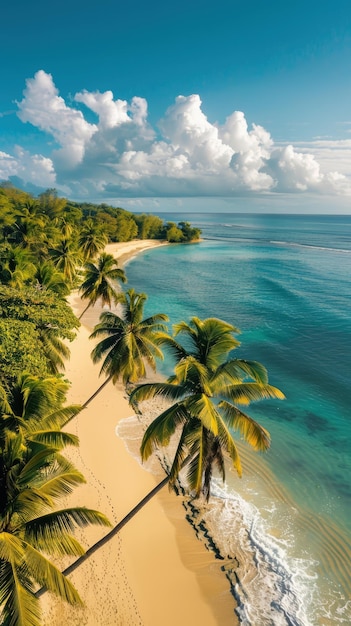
left=41, top=239, right=238, bottom=625
left=104, top=239, right=169, bottom=268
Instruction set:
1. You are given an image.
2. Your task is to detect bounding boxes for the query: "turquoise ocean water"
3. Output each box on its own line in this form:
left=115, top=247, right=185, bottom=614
left=125, top=213, right=351, bottom=625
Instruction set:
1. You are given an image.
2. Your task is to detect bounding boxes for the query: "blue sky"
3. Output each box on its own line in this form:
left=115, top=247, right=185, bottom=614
left=1, top=0, right=351, bottom=212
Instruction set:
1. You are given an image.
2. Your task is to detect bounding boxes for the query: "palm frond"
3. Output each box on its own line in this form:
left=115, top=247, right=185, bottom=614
left=19, top=374, right=70, bottom=420
left=185, top=424, right=204, bottom=497
left=216, top=416, right=242, bottom=477
left=139, top=313, right=169, bottom=326
left=0, top=534, right=42, bottom=626
left=212, top=442, right=226, bottom=484
left=185, top=394, right=220, bottom=435
left=173, top=317, right=240, bottom=369
left=140, top=403, right=189, bottom=460
left=173, top=356, right=207, bottom=385
left=0, top=533, right=25, bottom=565
left=219, top=401, right=271, bottom=451
left=37, top=468, right=86, bottom=500
left=32, top=405, right=82, bottom=432
left=193, top=317, right=240, bottom=368
left=134, top=333, right=165, bottom=364
left=221, top=382, right=285, bottom=405
left=24, top=508, right=111, bottom=541
left=17, top=449, right=57, bottom=487
left=12, top=487, right=54, bottom=520
left=23, top=542, right=83, bottom=605
left=167, top=428, right=192, bottom=488
left=27, top=430, right=79, bottom=449
left=24, top=530, right=86, bottom=558
left=0, top=385, right=12, bottom=415
left=0, top=558, right=41, bottom=626
left=38, top=330, right=70, bottom=374
left=130, top=382, right=186, bottom=408
left=156, top=334, right=189, bottom=362
left=3, top=433, right=24, bottom=466
left=215, top=359, right=269, bottom=385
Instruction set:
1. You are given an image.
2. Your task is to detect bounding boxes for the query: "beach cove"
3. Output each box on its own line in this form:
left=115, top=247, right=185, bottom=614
left=41, top=239, right=238, bottom=626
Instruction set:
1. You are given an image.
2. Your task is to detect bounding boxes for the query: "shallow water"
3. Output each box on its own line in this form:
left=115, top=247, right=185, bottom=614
left=124, top=212, right=351, bottom=624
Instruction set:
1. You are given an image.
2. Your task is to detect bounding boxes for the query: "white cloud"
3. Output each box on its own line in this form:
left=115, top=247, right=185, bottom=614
left=17, top=70, right=97, bottom=167
left=75, top=90, right=130, bottom=129
left=0, top=147, right=55, bottom=187
left=160, top=94, right=233, bottom=170
left=268, top=145, right=323, bottom=191
left=0, top=151, right=18, bottom=179
left=14, top=147, right=56, bottom=187
left=217, top=111, right=274, bottom=189
left=4, top=70, right=351, bottom=201
left=291, top=139, right=351, bottom=177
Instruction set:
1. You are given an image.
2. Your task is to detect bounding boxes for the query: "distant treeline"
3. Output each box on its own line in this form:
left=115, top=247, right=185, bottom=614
left=0, top=183, right=202, bottom=243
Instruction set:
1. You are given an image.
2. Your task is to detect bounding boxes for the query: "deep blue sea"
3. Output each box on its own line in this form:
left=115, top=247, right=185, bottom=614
left=125, top=213, right=351, bottom=625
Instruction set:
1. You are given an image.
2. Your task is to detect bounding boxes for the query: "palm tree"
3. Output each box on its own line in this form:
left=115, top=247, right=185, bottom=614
left=38, top=328, right=71, bottom=375
left=52, top=216, right=74, bottom=241
left=49, top=239, right=81, bottom=286
left=130, top=317, right=285, bottom=501
left=34, top=261, right=70, bottom=297
left=36, top=316, right=284, bottom=590
left=0, top=374, right=111, bottom=625
left=8, top=203, right=48, bottom=261
left=0, top=373, right=79, bottom=436
left=78, top=219, right=108, bottom=263
left=87, top=289, right=169, bottom=403
left=0, top=246, right=36, bottom=288
left=78, top=252, right=126, bottom=321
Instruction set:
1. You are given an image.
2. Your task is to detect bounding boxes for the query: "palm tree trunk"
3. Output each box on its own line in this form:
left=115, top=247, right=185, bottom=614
left=64, top=375, right=114, bottom=426
left=82, top=375, right=113, bottom=407
left=78, top=301, right=92, bottom=321
left=34, top=473, right=170, bottom=598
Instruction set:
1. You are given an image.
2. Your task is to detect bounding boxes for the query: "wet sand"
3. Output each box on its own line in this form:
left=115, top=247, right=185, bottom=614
left=41, top=240, right=237, bottom=625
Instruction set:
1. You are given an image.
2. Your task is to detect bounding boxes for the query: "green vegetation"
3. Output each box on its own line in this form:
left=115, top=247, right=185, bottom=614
left=163, top=220, right=202, bottom=242
left=0, top=374, right=111, bottom=625
left=0, top=181, right=201, bottom=386
left=130, top=317, right=285, bottom=500
left=89, top=289, right=169, bottom=389
left=0, top=287, right=79, bottom=386
left=78, top=252, right=127, bottom=321
left=48, top=315, right=284, bottom=589
left=0, top=182, right=284, bottom=623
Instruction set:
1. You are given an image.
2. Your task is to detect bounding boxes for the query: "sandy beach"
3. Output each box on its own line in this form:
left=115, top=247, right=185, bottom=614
left=41, top=240, right=238, bottom=625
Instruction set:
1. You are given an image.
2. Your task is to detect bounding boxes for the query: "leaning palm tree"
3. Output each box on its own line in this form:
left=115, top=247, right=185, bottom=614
left=0, top=374, right=111, bottom=625
left=130, top=317, right=285, bottom=501
left=35, top=316, right=284, bottom=587
left=87, top=289, right=169, bottom=403
left=78, top=252, right=126, bottom=321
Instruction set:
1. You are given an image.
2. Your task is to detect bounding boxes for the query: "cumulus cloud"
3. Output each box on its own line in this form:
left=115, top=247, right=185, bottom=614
left=3, top=70, right=350, bottom=200
left=17, top=70, right=97, bottom=168
left=0, top=147, right=55, bottom=187
left=74, top=90, right=150, bottom=131
left=0, top=151, right=18, bottom=180
left=160, top=94, right=233, bottom=170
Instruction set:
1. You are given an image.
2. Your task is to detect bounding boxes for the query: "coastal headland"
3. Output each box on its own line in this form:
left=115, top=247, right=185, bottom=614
left=41, top=240, right=238, bottom=625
